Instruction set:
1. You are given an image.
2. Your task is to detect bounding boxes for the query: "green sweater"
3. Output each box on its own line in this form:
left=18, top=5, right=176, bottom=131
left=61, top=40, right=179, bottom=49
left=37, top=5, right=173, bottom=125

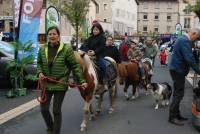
left=37, top=42, right=85, bottom=91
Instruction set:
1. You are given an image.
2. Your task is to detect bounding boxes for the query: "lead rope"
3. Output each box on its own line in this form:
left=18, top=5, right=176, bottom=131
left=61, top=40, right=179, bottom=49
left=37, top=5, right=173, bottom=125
left=36, top=76, right=82, bottom=103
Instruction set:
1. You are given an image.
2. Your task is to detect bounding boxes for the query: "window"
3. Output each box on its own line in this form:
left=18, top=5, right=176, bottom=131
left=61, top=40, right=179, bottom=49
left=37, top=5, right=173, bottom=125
left=9, top=21, right=13, bottom=32
left=103, top=4, right=108, bottom=10
left=143, top=26, right=147, bottom=32
left=167, top=2, right=172, bottom=9
left=143, top=2, right=148, bottom=9
left=127, top=12, right=130, bottom=19
left=143, top=14, right=148, bottom=20
left=184, top=6, right=191, bottom=14
left=104, top=18, right=107, bottom=22
left=184, top=18, right=191, bottom=28
left=96, top=4, right=99, bottom=14
left=167, top=15, right=171, bottom=21
left=155, top=14, right=159, bottom=20
left=116, top=9, right=120, bottom=17
left=121, top=10, right=125, bottom=18
left=155, top=2, right=159, bottom=9
left=184, top=9, right=191, bottom=14
left=0, top=20, right=4, bottom=30
left=154, top=27, right=158, bottom=32
left=167, top=26, right=171, bottom=32
left=132, top=14, right=135, bottom=21
left=42, top=0, right=46, bottom=8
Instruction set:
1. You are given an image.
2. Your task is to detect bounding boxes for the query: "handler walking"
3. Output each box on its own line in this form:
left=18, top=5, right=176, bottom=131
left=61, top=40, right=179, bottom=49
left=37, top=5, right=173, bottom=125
left=37, top=26, right=87, bottom=134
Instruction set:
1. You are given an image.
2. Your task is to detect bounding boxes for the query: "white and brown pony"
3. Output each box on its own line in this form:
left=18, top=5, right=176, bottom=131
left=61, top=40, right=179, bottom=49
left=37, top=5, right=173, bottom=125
left=74, top=51, right=117, bottom=131
left=117, top=58, right=152, bottom=100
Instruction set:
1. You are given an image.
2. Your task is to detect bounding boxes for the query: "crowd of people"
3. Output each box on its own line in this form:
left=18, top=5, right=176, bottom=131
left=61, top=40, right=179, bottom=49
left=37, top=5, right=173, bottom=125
left=37, top=21, right=200, bottom=133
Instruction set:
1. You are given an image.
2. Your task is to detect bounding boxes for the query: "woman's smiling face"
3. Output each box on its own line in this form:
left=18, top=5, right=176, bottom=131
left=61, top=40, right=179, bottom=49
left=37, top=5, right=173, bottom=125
left=93, top=27, right=100, bottom=36
left=48, top=29, right=60, bottom=44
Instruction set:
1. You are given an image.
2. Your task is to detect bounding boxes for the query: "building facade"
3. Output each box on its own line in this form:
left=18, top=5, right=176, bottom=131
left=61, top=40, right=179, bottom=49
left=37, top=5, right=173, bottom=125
left=0, top=0, right=13, bottom=34
left=94, top=0, right=113, bottom=34
left=112, top=0, right=138, bottom=36
left=179, top=0, right=199, bottom=32
left=138, top=0, right=179, bottom=35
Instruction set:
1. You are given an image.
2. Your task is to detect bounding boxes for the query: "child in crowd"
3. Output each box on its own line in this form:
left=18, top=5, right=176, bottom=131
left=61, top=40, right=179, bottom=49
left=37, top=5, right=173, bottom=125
left=159, top=48, right=167, bottom=66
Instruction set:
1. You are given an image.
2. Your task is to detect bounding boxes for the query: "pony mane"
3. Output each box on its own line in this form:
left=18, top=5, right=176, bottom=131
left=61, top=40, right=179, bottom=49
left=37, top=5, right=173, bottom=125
left=82, top=54, right=95, bottom=69
left=74, top=51, right=86, bottom=71
left=74, top=51, right=96, bottom=72
left=142, top=58, right=152, bottom=66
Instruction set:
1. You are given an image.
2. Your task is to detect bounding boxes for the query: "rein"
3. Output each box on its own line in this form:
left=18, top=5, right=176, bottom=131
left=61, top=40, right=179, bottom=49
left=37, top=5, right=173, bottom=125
left=36, top=76, right=82, bottom=103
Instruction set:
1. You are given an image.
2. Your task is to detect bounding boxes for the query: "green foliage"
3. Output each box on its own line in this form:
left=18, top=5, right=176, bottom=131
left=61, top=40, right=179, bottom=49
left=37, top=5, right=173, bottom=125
left=6, top=40, right=34, bottom=89
left=147, top=31, right=156, bottom=37
left=25, top=74, right=38, bottom=81
left=193, top=0, right=200, bottom=12
left=184, top=1, right=200, bottom=18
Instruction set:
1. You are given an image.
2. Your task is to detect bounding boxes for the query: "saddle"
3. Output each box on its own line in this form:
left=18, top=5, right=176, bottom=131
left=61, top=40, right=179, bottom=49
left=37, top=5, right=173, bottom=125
left=129, top=60, right=143, bottom=79
left=92, top=58, right=117, bottom=84
left=104, top=59, right=118, bottom=82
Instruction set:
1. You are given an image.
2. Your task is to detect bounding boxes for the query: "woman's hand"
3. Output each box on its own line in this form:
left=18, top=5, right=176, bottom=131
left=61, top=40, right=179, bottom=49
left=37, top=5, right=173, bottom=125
left=87, top=50, right=95, bottom=56
left=39, top=73, right=45, bottom=80
left=81, top=82, right=88, bottom=90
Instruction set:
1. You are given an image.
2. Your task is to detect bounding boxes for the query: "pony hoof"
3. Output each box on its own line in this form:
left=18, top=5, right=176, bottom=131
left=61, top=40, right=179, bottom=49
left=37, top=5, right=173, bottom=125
left=154, top=106, right=159, bottom=110
left=80, top=127, right=87, bottom=132
left=145, top=92, right=150, bottom=96
left=131, top=96, right=136, bottom=100
left=126, top=97, right=130, bottom=101
left=108, top=108, right=114, bottom=114
left=89, top=115, right=96, bottom=121
left=95, top=109, right=101, bottom=115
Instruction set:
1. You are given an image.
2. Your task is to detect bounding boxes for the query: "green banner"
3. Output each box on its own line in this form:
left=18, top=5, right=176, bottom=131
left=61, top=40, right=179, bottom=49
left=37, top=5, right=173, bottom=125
left=45, top=6, right=60, bottom=41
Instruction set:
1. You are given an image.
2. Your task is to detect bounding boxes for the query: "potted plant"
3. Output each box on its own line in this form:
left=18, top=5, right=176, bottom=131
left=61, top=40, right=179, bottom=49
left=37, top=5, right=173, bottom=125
left=6, top=40, right=34, bottom=97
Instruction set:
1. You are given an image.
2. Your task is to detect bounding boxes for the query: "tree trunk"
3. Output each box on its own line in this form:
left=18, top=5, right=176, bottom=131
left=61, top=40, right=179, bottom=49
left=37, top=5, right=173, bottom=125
left=76, top=24, right=79, bottom=50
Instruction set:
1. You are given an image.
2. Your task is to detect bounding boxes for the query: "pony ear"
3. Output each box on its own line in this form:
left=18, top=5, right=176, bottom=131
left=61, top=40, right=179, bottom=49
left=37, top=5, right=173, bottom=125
left=77, top=50, right=86, bottom=57
left=80, top=53, right=85, bottom=58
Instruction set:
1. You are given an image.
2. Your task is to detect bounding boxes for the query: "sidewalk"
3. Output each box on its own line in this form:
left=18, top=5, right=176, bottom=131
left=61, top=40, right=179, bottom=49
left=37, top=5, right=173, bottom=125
left=0, top=89, right=37, bottom=114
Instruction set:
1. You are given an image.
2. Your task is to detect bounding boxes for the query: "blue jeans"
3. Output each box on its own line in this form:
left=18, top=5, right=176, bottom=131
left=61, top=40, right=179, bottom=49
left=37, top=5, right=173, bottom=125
left=139, top=61, right=145, bottom=78
left=96, top=58, right=106, bottom=81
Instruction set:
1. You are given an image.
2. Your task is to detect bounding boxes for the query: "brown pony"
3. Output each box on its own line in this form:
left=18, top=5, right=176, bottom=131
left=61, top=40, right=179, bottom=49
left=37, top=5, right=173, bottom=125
left=118, top=60, right=152, bottom=100
left=74, top=51, right=117, bottom=131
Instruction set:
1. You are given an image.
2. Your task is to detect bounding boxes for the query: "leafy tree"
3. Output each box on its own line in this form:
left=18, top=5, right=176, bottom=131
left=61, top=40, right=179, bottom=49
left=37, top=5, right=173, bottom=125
left=192, top=0, right=200, bottom=19
left=48, top=0, right=90, bottom=49
left=184, top=0, right=200, bottom=19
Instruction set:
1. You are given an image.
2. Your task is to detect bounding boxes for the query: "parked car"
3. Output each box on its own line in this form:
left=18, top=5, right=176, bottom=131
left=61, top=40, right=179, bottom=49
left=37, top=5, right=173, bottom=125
left=0, top=41, right=37, bottom=88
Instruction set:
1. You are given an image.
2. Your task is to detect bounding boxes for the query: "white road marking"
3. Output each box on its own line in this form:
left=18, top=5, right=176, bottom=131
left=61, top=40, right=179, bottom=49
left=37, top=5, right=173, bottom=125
left=0, top=99, right=39, bottom=125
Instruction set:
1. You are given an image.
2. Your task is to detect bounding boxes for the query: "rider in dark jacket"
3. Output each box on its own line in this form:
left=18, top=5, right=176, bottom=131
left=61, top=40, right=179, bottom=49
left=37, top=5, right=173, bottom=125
left=80, top=23, right=106, bottom=83
left=103, top=35, right=121, bottom=63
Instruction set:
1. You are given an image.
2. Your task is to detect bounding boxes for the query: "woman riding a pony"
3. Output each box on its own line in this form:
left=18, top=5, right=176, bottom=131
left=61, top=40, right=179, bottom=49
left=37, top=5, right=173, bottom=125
left=80, top=22, right=106, bottom=84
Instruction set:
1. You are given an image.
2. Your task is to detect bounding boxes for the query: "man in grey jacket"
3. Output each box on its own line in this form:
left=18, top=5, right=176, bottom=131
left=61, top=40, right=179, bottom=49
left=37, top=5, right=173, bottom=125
left=143, top=37, right=158, bottom=67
